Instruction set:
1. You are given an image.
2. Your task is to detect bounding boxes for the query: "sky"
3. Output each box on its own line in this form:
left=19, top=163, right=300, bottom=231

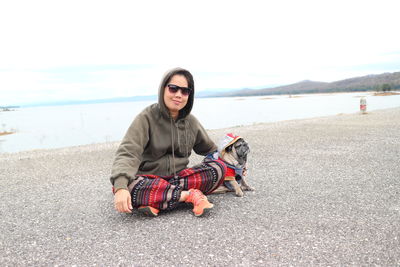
left=1, top=0, right=400, bottom=106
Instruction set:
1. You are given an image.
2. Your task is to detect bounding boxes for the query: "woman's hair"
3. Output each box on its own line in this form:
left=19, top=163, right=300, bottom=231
left=162, top=68, right=195, bottom=91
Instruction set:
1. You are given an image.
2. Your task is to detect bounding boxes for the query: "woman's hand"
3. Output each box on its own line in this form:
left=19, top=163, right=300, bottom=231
left=114, top=189, right=132, bottom=213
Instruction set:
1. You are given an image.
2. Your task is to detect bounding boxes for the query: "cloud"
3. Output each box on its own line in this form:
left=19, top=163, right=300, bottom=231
left=1, top=0, right=400, bottom=105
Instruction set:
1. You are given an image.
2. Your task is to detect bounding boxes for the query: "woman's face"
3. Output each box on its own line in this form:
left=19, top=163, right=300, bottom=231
left=163, top=74, right=189, bottom=117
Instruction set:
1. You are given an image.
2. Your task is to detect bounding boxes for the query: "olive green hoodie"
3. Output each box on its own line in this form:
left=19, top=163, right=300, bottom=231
left=110, top=68, right=217, bottom=191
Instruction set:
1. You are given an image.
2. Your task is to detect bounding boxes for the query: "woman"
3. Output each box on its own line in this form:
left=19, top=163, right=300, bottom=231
left=110, top=68, right=226, bottom=217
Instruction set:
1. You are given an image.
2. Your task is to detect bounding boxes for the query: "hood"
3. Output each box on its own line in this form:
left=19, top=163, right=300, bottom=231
left=158, top=67, right=195, bottom=120
left=218, top=133, right=243, bottom=157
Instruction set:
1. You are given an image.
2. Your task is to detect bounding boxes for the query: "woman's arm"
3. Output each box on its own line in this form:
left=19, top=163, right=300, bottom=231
left=110, top=113, right=150, bottom=192
left=192, top=117, right=217, bottom=156
left=111, top=113, right=150, bottom=213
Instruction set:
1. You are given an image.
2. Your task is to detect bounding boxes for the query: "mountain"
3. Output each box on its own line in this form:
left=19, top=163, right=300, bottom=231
left=17, top=71, right=400, bottom=108
left=208, top=71, right=400, bottom=97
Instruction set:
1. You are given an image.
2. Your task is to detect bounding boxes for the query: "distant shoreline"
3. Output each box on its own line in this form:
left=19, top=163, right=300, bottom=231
left=6, top=90, right=400, bottom=109
left=2, top=106, right=400, bottom=155
left=373, top=92, right=400, bottom=96
left=0, top=107, right=18, bottom=112
left=0, top=131, right=15, bottom=136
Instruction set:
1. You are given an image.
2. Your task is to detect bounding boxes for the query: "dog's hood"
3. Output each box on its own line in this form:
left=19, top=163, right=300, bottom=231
left=218, top=133, right=243, bottom=157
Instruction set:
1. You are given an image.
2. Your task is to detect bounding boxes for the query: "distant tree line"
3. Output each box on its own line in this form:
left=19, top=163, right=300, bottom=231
left=377, top=83, right=393, bottom=92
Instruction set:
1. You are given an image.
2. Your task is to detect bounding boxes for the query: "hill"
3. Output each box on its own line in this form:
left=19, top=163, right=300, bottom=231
left=206, top=71, right=400, bottom=97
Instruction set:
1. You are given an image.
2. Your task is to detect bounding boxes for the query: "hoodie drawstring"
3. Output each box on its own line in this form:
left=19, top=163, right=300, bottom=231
left=184, top=121, right=189, bottom=158
left=170, top=117, right=178, bottom=178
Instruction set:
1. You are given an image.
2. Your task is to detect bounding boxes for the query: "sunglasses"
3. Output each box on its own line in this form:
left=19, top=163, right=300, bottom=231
left=167, top=84, right=192, bottom=96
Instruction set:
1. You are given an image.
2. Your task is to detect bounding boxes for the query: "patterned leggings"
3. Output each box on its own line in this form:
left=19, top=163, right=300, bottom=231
left=128, top=159, right=226, bottom=211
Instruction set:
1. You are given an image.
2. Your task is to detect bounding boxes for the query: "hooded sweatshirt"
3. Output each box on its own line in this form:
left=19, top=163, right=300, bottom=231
left=110, top=68, right=217, bottom=191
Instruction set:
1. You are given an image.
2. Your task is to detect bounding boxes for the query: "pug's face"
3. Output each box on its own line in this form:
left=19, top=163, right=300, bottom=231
left=225, top=138, right=250, bottom=166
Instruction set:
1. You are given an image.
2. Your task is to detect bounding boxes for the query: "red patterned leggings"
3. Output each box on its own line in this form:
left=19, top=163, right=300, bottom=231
left=128, top=159, right=226, bottom=211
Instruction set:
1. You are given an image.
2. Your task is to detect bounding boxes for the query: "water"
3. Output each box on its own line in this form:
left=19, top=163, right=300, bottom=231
left=1, top=92, right=399, bottom=153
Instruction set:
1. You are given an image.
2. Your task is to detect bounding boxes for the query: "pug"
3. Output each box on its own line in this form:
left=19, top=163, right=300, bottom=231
left=211, top=133, right=254, bottom=197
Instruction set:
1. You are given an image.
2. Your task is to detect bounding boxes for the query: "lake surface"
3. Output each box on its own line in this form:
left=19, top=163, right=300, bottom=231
left=1, top=92, right=399, bottom=153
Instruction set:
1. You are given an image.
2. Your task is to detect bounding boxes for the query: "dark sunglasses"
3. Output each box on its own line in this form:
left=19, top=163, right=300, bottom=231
left=167, top=84, right=192, bottom=96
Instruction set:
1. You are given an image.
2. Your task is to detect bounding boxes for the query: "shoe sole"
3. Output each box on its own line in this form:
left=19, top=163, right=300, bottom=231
left=194, top=204, right=214, bottom=217
left=137, top=206, right=158, bottom=217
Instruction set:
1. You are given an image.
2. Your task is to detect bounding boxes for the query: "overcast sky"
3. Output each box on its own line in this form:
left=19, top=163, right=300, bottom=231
left=1, top=0, right=400, bottom=106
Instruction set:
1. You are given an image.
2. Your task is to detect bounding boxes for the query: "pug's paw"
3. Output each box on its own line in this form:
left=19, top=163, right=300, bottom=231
left=235, top=188, right=244, bottom=197
left=241, top=185, right=255, bottom=191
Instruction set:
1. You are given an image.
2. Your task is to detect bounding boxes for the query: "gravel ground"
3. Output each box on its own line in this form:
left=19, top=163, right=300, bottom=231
left=1, top=108, right=400, bottom=266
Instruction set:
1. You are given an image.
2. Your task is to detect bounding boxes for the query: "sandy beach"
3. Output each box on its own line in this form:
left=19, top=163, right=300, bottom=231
left=1, top=107, right=399, bottom=266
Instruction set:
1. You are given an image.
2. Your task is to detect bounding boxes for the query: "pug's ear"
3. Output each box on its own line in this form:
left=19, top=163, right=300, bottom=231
left=225, top=144, right=233, bottom=152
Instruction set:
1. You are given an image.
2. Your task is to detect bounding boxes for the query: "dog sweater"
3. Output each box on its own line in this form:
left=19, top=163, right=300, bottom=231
left=222, top=159, right=244, bottom=191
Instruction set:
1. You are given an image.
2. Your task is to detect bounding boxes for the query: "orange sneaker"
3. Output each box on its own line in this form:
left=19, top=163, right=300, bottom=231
left=138, top=206, right=159, bottom=217
left=185, top=189, right=214, bottom=216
